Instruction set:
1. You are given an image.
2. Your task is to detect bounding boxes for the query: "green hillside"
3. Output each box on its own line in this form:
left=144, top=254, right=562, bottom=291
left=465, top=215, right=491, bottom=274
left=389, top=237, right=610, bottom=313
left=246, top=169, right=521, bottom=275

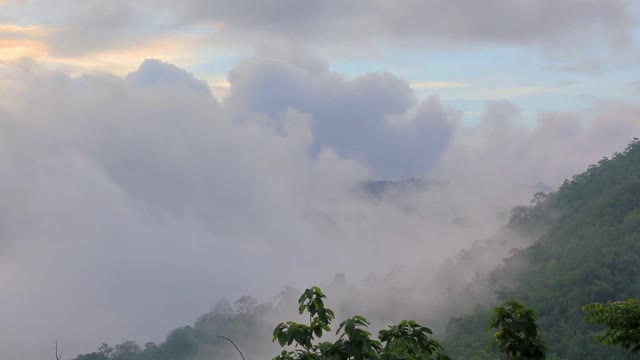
left=445, top=138, right=640, bottom=359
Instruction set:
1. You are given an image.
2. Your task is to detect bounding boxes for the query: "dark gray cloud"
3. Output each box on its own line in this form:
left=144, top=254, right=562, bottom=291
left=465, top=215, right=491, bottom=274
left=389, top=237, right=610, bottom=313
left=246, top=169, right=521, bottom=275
left=26, top=0, right=151, bottom=56
left=126, top=59, right=212, bottom=95
left=373, top=0, right=632, bottom=48
left=227, top=54, right=456, bottom=177
left=168, top=0, right=632, bottom=49
left=170, top=0, right=366, bottom=39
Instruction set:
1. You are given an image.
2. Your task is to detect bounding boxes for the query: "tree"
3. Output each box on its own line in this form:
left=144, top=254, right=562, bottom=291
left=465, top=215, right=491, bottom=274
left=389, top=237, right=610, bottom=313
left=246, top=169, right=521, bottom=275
left=487, top=300, right=547, bottom=359
left=111, top=341, right=142, bottom=360
left=583, top=298, right=640, bottom=353
left=272, top=286, right=450, bottom=360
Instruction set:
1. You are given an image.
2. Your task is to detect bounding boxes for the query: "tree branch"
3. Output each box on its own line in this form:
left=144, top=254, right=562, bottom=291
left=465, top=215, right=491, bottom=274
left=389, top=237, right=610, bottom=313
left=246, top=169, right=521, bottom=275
left=217, top=336, right=246, bottom=360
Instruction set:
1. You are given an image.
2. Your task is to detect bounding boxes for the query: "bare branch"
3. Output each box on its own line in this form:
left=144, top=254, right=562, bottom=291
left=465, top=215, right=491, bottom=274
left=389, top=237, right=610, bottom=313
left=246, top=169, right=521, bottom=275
left=55, top=340, right=63, bottom=360
left=217, top=336, right=246, bottom=360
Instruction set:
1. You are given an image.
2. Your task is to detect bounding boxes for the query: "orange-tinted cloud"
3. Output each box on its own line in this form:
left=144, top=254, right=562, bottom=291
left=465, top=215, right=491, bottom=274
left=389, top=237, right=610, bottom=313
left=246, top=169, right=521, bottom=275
left=0, top=38, right=48, bottom=60
left=0, top=22, right=208, bottom=76
left=0, top=24, right=46, bottom=37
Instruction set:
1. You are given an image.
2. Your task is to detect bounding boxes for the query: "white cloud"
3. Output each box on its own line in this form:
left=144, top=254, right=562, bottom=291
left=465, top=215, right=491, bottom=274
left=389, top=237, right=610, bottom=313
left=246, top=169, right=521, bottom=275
left=1, top=55, right=639, bottom=360
left=0, top=58, right=468, bottom=358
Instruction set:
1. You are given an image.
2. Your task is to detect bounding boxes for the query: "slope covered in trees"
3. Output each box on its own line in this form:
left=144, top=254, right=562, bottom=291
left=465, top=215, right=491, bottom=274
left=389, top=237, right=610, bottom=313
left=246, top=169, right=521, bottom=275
left=73, top=139, right=640, bottom=360
left=445, top=138, right=640, bottom=359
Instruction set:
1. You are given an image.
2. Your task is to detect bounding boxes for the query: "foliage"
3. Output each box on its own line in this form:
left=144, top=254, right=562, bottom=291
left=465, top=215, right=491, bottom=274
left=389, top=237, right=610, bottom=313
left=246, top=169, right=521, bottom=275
left=583, top=298, right=640, bottom=353
left=272, top=286, right=450, bottom=360
left=487, top=300, right=546, bottom=359
left=445, top=138, right=640, bottom=360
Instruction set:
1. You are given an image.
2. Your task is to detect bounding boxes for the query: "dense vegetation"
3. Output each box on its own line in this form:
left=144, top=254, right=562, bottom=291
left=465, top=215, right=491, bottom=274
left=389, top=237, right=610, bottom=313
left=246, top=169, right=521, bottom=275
left=74, top=139, right=640, bottom=359
left=72, top=291, right=294, bottom=360
left=445, top=138, right=640, bottom=359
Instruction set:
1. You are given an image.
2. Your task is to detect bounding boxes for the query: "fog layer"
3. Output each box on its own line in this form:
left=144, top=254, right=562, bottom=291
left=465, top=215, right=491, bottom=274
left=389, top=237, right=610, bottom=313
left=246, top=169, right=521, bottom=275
left=0, top=54, right=638, bottom=358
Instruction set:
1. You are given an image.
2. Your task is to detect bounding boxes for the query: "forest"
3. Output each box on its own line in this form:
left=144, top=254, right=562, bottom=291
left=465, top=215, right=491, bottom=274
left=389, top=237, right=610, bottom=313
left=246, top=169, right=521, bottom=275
left=73, top=139, right=640, bottom=360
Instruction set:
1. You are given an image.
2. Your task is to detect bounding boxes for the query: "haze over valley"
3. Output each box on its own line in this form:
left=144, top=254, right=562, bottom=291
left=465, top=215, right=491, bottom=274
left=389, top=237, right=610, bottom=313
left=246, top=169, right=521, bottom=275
left=1, top=1, right=640, bottom=359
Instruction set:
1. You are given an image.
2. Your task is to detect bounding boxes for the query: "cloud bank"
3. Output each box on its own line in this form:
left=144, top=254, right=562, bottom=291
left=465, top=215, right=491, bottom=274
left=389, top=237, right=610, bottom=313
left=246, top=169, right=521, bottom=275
left=0, top=54, right=639, bottom=359
left=5, top=0, right=634, bottom=55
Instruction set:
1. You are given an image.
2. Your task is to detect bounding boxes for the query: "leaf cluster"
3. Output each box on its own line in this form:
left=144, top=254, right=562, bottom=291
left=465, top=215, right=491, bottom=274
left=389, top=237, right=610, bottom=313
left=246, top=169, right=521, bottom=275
left=583, top=299, right=640, bottom=353
left=272, top=287, right=450, bottom=360
left=487, top=300, right=547, bottom=359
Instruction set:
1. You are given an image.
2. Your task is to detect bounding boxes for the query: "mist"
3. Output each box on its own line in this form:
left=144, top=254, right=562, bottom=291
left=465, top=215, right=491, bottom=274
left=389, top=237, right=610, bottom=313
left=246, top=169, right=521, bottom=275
left=1, top=54, right=639, bottom=359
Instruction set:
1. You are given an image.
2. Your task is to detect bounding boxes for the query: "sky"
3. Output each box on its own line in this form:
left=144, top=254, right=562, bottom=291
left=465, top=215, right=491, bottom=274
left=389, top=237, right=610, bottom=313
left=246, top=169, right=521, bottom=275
left=2, top=1, right=640, bottom=359
left=2, top=0, right=640, bottom=121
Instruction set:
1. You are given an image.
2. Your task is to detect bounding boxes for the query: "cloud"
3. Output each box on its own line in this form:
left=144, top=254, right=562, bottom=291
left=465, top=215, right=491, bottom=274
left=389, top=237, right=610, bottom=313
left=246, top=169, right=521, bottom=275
left=227, top=53, right=456, bottom=177
left=1, top=55, right=640, bottom=360
left=411, top=81, right=469, bottom=90
left=126, top=59, right=211, bottom=95
left=0, top=57, right=463, bottom=358
left=0, top=38, right=47, bottom=60
left=542, top=57, right=609, bottom=73
left=170, top=0, right=365, bottom=40
left=434, top=101, right=640, bottom=189
left=31, top=0, right=150, bottom=56
left=628, top=80, right=640, bottom=94
left=0, top=61, right=370, bottom=358
left=372, top=0, right=632, bottom=48
left=159, top=0, right=633, bottom=51
left=0, top=23, right=46, bottom=38
left=2, top=0, right=634, bottom=56
left=445, top=86, right=556, bottom=100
